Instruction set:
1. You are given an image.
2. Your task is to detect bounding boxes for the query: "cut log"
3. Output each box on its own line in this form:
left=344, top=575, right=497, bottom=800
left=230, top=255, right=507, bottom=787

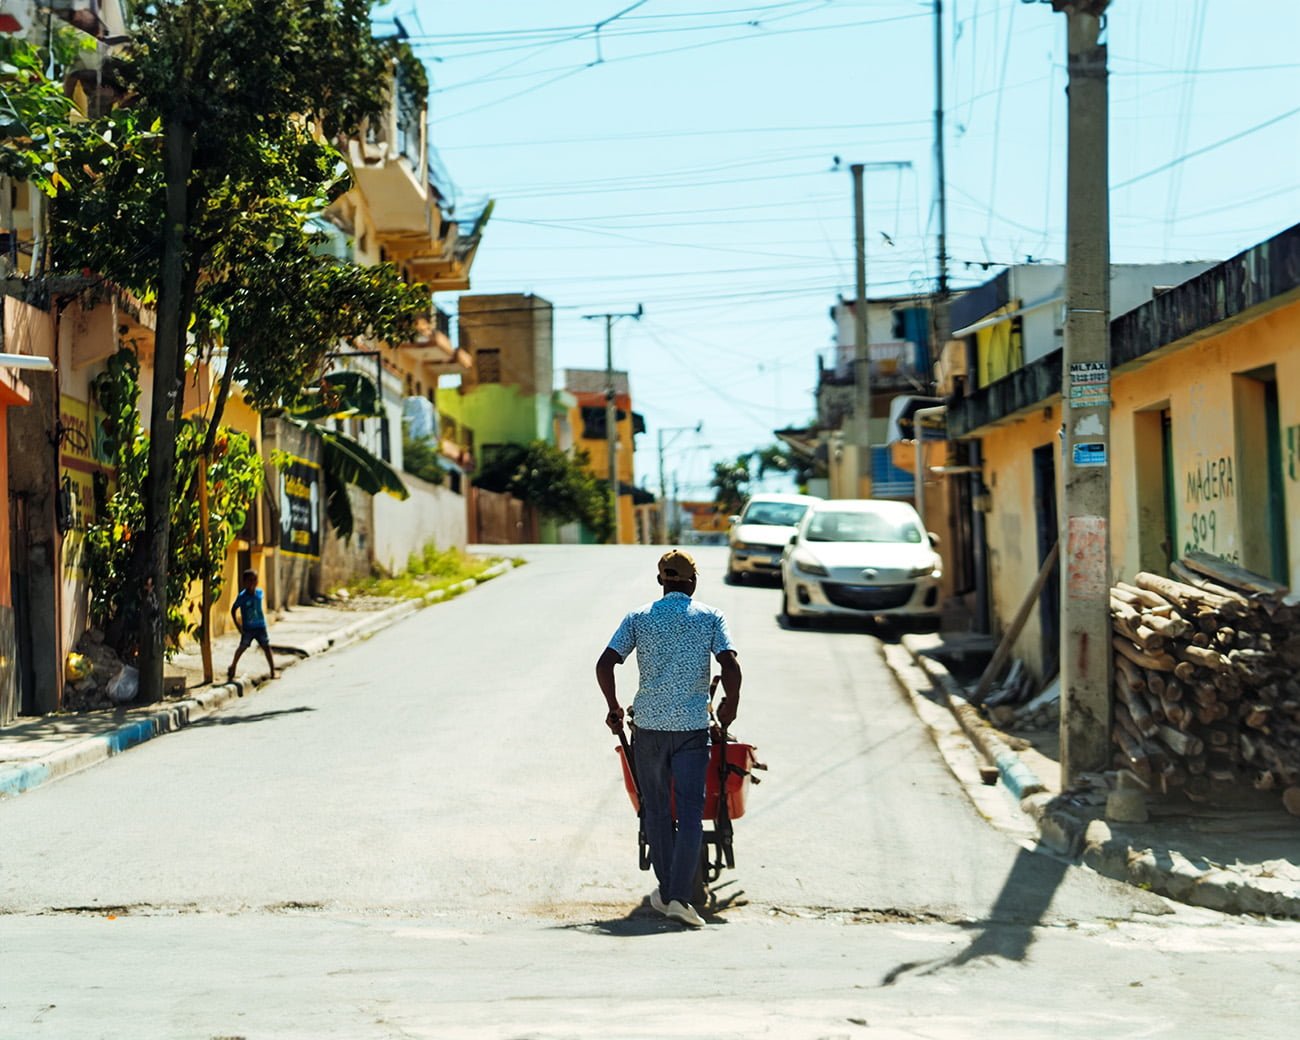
left=1176, top=644, right=1230, bottom=672
left=1115, top=702, right=1147, bottom=745
left=1170, top=560, right=1253, bottom=610
left=1116, top=682, right=1157, bottom=737
left=1113, top=652, right=1145, bottom=693
left=1113, top=637, right=1176, bottom=673
left=1283, top=787, right=1300, bottom=817
left=1113, top=725, right=1151, bottom=776
left=1111, top=586, right=1145, bottom=609
left=1116, top=581, right=1173, bottom=613
left=1156, top=725, right=1203, bottom=757
left=1214, top=627, right=1236, bottom=649
left=1136, top=572, right=1238, bottom=614
left=1174, top=661, right=1198, bottom=683
left=1144, top=613, right=1192, bottom=640
left=1146, top=672, right=1166, bottom=699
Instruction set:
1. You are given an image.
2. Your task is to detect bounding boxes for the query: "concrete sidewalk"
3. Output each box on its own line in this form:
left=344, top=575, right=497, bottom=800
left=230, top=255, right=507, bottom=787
left=888, top=632, right=1300, bottom=918
left=0, top=562, right=514, bottom=800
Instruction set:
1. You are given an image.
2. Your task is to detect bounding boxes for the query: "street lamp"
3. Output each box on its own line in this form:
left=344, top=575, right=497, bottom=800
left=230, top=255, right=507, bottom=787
left=657, top=422, right=702, bottom=545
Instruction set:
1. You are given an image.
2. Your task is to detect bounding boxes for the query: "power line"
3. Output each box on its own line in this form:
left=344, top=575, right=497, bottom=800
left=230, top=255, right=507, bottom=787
left=1112, top=105, right=1300, bottom=191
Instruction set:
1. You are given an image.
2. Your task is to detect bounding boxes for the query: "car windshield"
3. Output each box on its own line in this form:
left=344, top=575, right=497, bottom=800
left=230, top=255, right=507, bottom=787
left=804, top=510, right=923, bottom=544
left=742, top=502, right=809, bottom=527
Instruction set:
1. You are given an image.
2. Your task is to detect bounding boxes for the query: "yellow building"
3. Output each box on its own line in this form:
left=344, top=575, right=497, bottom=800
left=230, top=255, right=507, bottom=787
left=560, top=369, right=647, bottom=544
left=948, top=225, right=1300, bottom=685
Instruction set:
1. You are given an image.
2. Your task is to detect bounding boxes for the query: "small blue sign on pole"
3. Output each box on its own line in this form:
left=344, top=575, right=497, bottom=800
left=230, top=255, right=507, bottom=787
left=1072, top=442, right=1107, bottom=468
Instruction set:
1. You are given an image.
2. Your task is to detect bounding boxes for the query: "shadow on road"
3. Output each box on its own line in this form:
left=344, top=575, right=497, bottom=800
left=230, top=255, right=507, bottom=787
left=191, top=706, right=317, bottom=727
left=879, top=846, right=1071, bottom=984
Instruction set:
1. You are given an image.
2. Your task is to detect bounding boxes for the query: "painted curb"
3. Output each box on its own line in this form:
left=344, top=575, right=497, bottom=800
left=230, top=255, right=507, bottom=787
left=0, top=681, right=242, bottom=799
left=0, top=559, right=520, bottom=800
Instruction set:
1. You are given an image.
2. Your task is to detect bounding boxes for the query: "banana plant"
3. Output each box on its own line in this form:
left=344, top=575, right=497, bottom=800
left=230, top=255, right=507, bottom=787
left=284, top=371, right=408, bottom=540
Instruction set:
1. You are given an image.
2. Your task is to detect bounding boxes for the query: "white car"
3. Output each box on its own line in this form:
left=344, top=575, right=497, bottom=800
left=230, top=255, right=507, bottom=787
left=726, top=493, right=822, bottom=582
left=780, top=499, right=942, bottom=626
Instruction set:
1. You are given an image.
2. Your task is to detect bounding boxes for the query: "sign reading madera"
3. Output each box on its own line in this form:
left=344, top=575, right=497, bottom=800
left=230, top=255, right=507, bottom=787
left=279, top=455, right=321, bottom=559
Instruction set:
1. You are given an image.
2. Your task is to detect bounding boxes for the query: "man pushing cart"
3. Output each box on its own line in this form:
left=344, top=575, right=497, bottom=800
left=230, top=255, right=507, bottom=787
left=596, top=550, right=745, bottom=928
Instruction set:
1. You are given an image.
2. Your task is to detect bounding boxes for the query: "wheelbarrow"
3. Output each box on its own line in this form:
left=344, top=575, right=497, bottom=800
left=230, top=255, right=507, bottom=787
left=614, top=678, right=766, bottom=909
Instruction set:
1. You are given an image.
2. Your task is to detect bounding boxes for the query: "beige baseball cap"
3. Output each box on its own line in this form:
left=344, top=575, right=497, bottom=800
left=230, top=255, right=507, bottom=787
left=657, top=549, right=698, bottom=582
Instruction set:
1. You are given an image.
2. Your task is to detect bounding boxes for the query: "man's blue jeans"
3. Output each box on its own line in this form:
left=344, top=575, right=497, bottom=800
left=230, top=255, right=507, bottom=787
left=633, top=727, right=710, bottom=906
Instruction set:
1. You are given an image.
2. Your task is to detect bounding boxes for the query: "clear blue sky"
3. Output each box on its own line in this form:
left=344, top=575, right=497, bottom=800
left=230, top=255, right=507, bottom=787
left=374, top=0, right=1300, bottom=499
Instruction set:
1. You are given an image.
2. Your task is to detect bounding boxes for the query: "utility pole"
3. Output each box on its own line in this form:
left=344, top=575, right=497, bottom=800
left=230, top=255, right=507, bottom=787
left=847, top=160, right=911, bottom=498
left=658, top=422, right=702, bottom=544
left=1053, top=0, right=1113, bottom=784
left=583, top=305, right=643, bottom=544
left=933, top=0, right=950, bottom=301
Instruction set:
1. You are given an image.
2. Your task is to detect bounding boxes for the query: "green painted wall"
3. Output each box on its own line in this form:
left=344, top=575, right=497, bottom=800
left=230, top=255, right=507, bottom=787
left=437, top=384, right=550, bottom=449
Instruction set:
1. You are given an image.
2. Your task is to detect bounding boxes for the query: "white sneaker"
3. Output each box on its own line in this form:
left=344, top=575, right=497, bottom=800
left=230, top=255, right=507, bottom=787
left=648, top=887, right=668, bottom=915
left=664, top=899, right=705, bottom=928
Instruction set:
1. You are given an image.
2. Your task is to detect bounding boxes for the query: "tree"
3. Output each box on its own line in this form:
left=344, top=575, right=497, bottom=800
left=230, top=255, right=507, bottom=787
left=475, top=442, right=613, bottom=543
left=44, top=2, right=413, bottom=701
left=709, top=455, right=752, bottom=515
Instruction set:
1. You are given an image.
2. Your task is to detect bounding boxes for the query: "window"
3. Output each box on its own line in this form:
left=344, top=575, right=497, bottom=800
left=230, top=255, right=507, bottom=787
left=477, top=349, right=501, bottom=383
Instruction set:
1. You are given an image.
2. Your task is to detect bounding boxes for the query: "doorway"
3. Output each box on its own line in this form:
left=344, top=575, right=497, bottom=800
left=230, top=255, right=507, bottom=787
left=1032, top=444, right=1060, bottom=680
left=1234, top=366, right=1290, bottom=582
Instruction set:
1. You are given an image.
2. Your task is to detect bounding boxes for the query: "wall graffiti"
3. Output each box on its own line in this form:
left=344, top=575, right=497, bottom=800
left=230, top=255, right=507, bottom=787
left=1182, top=456, right=1238, bottom=563
left=1185, top=455, right=1234, bottom=503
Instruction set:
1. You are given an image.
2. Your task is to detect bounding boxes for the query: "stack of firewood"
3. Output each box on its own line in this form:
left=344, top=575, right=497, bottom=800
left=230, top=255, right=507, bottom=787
left=1109, top=551, right=1300, bottom=815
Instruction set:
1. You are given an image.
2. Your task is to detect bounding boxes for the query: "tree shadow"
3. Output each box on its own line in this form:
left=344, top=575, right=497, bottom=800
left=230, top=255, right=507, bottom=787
left=191, top=706, right=316, bottom=727
left=879, top=845, right=1071, bottom=985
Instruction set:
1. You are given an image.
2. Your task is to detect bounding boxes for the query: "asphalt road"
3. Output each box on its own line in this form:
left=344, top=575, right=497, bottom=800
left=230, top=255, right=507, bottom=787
left=2, top=545, right=1298, bottom=1039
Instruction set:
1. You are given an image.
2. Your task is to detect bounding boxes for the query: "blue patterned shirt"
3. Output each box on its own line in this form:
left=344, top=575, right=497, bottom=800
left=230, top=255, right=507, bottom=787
left=608, top=592, right=736, bottom=731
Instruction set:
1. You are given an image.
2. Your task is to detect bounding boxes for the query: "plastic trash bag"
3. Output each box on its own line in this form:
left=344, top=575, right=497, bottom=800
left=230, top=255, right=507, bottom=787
left=107, top=665, right=139, bottom=705
left=65, top=653, right=93, bottom=682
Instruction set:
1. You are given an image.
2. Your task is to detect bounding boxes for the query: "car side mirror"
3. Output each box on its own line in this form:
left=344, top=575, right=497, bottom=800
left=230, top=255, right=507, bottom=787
left=928, top=531, right=941, bottom=549
left=788, top=534, right=798, bottom=546
left=728, top=515, right=741, bottom=526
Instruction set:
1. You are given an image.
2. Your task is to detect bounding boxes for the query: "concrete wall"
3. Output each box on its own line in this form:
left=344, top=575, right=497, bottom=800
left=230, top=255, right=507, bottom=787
left=373, top=475, right=468, bottom=573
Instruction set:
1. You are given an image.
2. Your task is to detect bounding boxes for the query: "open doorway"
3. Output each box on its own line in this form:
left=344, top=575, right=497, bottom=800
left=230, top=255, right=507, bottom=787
left=1234, top=366, right=1289, bottom=582
left=1032, top=444, right=1060, bottom=680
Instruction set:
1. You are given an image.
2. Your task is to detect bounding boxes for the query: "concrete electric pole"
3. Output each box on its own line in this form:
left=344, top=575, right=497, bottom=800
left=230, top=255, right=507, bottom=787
left=1053, top=0, right=1113, bottom=783
left=583, top=305, right=643, bottom=544
left=848, top=160, right=912, bottom=497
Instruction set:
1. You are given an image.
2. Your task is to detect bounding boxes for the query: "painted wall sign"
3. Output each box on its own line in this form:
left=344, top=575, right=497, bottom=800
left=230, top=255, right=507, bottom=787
left=278, top=456, right=321, bottom=560
left=1072, top=442, right=1107, bottom=467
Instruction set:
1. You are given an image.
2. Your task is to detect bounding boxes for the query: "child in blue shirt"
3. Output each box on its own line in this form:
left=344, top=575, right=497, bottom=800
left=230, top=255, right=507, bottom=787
left=227, top=568, right=275, bottom=682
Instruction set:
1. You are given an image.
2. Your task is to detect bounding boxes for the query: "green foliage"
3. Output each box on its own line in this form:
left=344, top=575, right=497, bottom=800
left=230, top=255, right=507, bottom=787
left=475, top=441, right=613, bottom=543
left=710, top=444, right=810, bottom=507
left=0, top=38, right=83, bottom=195
left=347, top=542, right=503, bottom=602
left=83, top=350, right=264, bottom=654
left=401, top=432, right=446, bottom=486
left=280, top=414, right=409, bottom=542
left=710, top=456, right=752, bottom=515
